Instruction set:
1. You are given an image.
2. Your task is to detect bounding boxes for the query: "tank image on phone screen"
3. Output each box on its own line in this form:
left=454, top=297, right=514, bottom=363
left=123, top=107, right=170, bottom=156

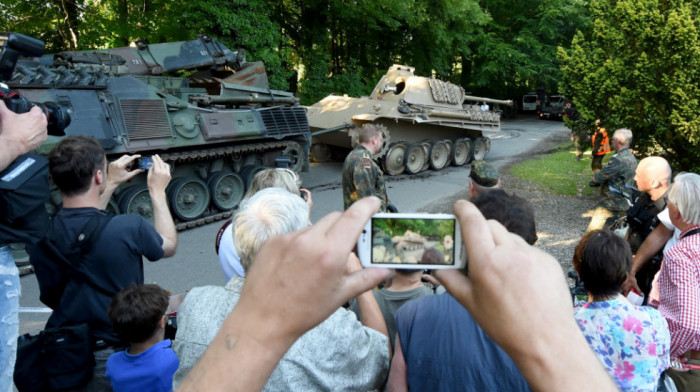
left=371, top=217, right=456, bottom=265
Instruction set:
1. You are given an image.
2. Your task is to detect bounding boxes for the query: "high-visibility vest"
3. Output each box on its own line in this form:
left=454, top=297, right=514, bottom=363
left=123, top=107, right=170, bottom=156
left=592, top=128, right=611, bottom=155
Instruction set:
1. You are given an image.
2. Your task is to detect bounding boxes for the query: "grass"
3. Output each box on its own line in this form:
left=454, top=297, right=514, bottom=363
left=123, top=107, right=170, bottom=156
left=508, top=142, right=611, bottom=197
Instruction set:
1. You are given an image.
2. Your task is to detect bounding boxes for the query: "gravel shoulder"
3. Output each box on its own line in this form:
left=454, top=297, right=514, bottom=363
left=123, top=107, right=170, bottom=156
left=420, top=131, right=598, bottom=274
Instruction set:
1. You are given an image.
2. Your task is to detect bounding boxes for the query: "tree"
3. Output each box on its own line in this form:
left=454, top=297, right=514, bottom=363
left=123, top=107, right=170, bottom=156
left=559, top=0, right=700, bottom=171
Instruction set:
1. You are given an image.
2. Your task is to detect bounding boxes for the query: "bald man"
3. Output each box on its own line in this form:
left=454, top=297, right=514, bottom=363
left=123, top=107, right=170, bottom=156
left=622, top=156, right=672, bottom=300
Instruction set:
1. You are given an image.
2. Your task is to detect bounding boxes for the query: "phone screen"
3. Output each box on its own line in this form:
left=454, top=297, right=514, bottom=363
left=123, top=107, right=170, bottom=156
left=370, top=216, right=457, bottom=266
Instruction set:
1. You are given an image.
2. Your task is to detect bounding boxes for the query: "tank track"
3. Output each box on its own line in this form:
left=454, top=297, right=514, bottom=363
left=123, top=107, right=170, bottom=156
left=151, top=139, right=301, bottom=231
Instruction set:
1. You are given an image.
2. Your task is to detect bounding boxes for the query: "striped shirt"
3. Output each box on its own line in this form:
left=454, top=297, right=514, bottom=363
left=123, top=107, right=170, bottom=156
left=655, top=225, right=700, bottom=359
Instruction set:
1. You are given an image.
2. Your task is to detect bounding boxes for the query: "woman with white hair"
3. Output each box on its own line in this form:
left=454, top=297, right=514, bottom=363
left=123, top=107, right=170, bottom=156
left=215, top=168, right=312, bottom=279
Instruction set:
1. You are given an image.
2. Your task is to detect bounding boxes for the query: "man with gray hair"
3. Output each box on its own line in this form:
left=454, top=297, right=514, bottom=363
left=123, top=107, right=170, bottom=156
left=173, top=188, right=390, bottom=391
left=649, top=173, right=700, bottom=391
left=587, top=128, right=637, bottom=232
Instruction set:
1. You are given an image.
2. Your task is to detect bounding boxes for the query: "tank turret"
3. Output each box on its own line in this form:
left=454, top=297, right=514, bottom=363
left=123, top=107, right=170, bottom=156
left=306, top=64, right=512, bottom=175
left=2, top=32, right=310, bottom=230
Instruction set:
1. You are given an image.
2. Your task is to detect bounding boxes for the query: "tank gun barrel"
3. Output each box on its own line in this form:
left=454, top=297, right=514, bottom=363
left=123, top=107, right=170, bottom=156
left=46, top=34, right=245, bottom=76
left=463, top=95, right=513, bottom=106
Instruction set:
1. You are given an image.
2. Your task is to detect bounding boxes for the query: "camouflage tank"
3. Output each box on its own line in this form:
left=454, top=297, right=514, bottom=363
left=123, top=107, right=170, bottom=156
left=306, top=64, right=512, bottom=175
left=1, top=32, right=310, bottom=231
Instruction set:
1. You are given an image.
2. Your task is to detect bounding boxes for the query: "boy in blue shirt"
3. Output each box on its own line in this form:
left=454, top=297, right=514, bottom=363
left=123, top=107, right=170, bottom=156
left=106, top=284, right=179, bottom=392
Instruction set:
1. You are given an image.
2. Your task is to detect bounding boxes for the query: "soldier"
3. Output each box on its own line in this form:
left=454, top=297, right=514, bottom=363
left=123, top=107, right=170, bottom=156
left=589, top=119, right=611, bottom=182
left=586, top=128, right=637, bottom=232
left=342, top=124, right=391, bottom=211
left=468, top=160, right=500, bottom=199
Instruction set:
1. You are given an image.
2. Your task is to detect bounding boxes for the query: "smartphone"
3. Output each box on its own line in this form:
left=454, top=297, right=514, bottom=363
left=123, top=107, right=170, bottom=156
left=626, top=288, right=644, bottom=306
left=357, top=213, right=465, bottom=269
left=137, top=157, right=153, bottom=170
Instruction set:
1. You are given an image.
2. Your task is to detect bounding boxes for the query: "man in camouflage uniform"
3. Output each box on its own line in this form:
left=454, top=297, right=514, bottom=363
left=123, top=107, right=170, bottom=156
left=468, top=160, right=500, bottom=199
left=342, top=124, right=390, bottom=211
left=586, top=128, right=637, bottom=232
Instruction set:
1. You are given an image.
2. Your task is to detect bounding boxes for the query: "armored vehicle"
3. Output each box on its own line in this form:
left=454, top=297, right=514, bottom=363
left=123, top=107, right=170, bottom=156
left=539, top=95, right=566, bottom=121
left=2, top=33, right=310, bottom=230
left=306, top=64, right=512, bottom=175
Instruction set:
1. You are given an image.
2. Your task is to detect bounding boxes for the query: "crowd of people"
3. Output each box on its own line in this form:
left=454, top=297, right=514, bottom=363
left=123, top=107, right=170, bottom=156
left=0, top=104, right=698, bottom=392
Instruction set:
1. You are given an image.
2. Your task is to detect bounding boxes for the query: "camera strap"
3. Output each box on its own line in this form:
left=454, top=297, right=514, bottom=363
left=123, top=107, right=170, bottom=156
left=680, top=227, right=700, bottom=241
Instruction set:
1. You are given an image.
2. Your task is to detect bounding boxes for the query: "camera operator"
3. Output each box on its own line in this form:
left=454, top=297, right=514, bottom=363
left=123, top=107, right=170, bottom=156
left=0, top=99, right=48, bottom=391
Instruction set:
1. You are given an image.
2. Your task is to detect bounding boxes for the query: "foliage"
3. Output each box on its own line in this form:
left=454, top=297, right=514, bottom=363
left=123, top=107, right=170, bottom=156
left=509, top=142, right=609, bottom=197
left=374, top=218, right=455, bottom=239
left=2, top=0, right=591, bottom=102
left=559, top=0, right=700, bottom=172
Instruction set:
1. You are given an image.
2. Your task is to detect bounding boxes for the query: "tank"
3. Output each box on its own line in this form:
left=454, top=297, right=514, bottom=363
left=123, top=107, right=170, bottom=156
left=306, top=64, right=512, bottom=175
left=2, top=33, right=310, bottom=230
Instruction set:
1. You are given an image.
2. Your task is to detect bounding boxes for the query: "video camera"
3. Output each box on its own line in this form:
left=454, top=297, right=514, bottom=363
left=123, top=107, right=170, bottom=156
left=0, top=32, right=70, bottom=136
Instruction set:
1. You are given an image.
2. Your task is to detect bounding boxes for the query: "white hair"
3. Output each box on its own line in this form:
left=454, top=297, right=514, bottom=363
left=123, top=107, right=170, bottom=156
left=234, top=187, right=309, bottom=271
left=668, top=172, right=700, bottom=225
left=613, top=128, right=633, bottom=146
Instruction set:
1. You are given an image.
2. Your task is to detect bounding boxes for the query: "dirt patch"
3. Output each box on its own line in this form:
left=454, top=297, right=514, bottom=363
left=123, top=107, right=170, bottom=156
left=419, top=131, right=598, bottom=274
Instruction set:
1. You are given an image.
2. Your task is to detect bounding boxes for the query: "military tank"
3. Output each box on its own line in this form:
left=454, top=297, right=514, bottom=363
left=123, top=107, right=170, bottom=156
left=1, top=32, right=310, bottom=230
left=306, top=64, right=512, bottom=175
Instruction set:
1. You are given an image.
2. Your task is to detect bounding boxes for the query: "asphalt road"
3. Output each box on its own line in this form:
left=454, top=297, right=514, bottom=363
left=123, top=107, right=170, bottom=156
left=17, top=115, right=569, bottom=335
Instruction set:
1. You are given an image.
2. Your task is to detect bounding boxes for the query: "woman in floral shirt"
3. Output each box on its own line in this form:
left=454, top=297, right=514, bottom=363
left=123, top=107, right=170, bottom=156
left=573, top=230, right=670, bottom=392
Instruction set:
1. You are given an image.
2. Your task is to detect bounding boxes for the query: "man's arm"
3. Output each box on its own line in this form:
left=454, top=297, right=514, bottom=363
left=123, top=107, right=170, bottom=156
left=353, top=162, right=379, bottom=199
left=0, top=101, right=47, bottom=171
left=386, top=335, right=408, bottom=392
left=347, top=253, right=391, bottom=353
left=434, top=200, right=618, bottom=392
left=593, top=155, right=619, bottom=184
left=148, top=155, right=177, bottom=257
left=622, top=224, right=674, bottom=294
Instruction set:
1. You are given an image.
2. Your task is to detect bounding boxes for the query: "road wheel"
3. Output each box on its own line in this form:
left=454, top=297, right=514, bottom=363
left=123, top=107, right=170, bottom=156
left=240, top=165, right=267, bottom=192
left=167, top=177, right=210, bottom=221
left=281, top=143, right=305, bottom=172
left=429, top=140, right=450, bottom=171
left=105, top=198, right=120, bottom=215
left=404, top=142, right=427, bottom=175
left=117, top=185, right=152, bottom=221
left=420, top=140, right=432, bottom=172
left=382, top=142, right=408, bottom=176
left=207, top=171, right=245, bottom=211
left=310, top=143, right=332, bottom=163
left=452, top=138, right=472, bottom=166
left=472, top=137, right=488, bottom=161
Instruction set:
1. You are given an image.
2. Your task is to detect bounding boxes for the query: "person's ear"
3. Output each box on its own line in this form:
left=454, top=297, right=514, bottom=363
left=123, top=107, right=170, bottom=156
left=158, top=315, right=167, bottom=330
left=469, top=181, right=476, bottom=197
left=95, top=169, right=104, bottom=186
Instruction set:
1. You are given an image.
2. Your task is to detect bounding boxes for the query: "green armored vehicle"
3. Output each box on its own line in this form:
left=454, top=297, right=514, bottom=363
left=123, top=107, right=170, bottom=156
left=307, top=64, right=512, bottom=175
left=2, top=33, right=310, bottom=230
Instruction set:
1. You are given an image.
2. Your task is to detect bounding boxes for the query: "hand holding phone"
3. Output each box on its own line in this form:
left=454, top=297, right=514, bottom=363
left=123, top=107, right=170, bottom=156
left=357, top=213, right=465, bottom=269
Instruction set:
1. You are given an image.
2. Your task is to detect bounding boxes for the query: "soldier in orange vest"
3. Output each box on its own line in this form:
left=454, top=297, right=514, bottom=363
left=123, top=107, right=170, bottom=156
left=589, top=119, right=610, bottom=187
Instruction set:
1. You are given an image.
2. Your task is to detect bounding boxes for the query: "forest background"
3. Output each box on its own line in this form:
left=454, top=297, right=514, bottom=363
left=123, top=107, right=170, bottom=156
left=2, top=0, right=699, bottom=171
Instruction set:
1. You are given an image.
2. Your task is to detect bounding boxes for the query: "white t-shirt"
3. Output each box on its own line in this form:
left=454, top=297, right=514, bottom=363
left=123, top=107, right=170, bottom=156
left=656, top=208, right=681, bottom=254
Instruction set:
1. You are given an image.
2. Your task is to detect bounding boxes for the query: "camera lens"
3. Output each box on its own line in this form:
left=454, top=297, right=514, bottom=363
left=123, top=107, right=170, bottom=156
left=40, top=102, right=71, bottom=136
